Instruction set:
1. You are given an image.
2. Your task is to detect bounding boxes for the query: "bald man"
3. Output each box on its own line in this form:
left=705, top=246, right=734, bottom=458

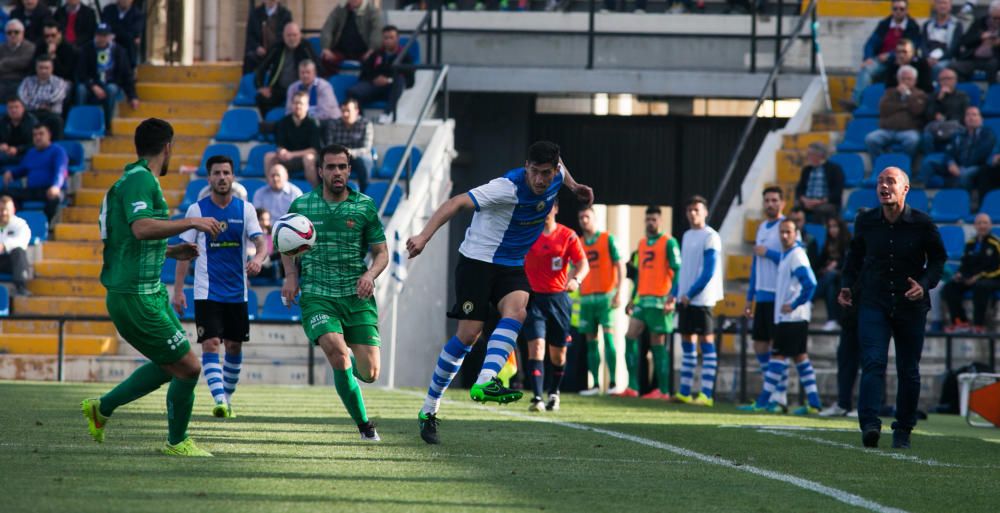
left=254, top=22, right=318, bottom=116
left=840, top=167, right=946, bottom=449
left=942, top=213, right=1000, bottom=333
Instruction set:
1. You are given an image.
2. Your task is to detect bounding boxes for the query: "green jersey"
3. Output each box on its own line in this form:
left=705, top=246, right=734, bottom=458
left=289, top=188, right=386, bottom=297
left=99, top=160, right=170, bottom=294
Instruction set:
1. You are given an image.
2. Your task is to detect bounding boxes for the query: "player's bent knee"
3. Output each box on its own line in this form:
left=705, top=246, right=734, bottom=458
left=201, top=338, right=221, bottom=352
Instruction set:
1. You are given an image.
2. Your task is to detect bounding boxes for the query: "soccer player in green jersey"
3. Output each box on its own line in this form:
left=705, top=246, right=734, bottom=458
left=281, top=143, right=388, bottom=441
left=82, top=118, right=223, bottom=457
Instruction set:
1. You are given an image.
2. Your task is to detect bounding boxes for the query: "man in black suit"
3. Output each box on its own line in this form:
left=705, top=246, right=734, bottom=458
left=55, top=0, right=99, bottom=49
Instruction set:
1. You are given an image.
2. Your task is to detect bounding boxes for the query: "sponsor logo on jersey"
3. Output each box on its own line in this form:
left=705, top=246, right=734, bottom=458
left=309, top=314, right=330, bottom=328
left=346, top=219, right=355, bottom=229
left=131, top=201, right=148, bottom=213
left=535, top=201, right=546, bottom=211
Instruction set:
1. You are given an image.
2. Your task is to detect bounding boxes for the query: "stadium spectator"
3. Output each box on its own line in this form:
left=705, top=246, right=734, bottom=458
left=321, top=98, right=373, bottom=193
left=1, top=123, right=67, bottom=221
left=745, top=188, right=785, bottom=388
left=917, top=106, right=995, bottom=191
left=254, top=22, right=316, bottom=116
left=864, top=65, right=927, bottom=160
left=794, top=142, right=844, bottom=222
left=11, top=0, right=51, bottom=45
left=76, top=23, right=139, bottom=131
left=54, top=0, right=98, bottom=49
left=921, top=0, right=964, bottom=78
left=265, top=91, right=320, bottom=185
left=788, top=206, right=820, bottom=264
left=19, top=55, right=68, bottom=139
left=255, top=206, right=282, bottom=280
left=101, top=0, right=143, bottom=68
left=952, top=0, right=1000, bottom=83
left=284, top=59, right=340, bottom=121
left=252, top=163, right=303, bottom=219
left=921, top=68, right=969, bottom=153
left=0, top=195, right=32, bottom=297
left=319, top=0, right=383, bottom=75
left=814, top=217, right=852, bottom=331
left=884, top=39, right=934, bottom=94
left=243, top=0, right=292, bottom=75
left=942, top=213, right=1000, bottom=333
left=34, top=21, right=78, bottom=82
left=348, top=25, right=414, bottom=124
left=0, top=98, right=37, bottom=166
left=847, top=0, right=922, bottom=108
left=0, top=20, right=37, bottom=101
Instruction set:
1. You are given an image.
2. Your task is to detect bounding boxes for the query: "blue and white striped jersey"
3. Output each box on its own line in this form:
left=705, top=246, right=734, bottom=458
left=180, top=196, right=263, bottom=303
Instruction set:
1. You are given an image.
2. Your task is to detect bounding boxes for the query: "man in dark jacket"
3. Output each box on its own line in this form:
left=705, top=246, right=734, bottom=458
left=54, top=0, right=98, bottom=49
left=942, top=213, right=1000, bottom=333
left=319, top=0, right=383, bottom=75
left=0, top=98, right=37, bottom=166
left=921, top=68, right=969, bottom=152
left=10, top=0, right=52, bottom=45
left=101, top=0, right=144, bottom=68
left=76, top=23, right=138, bottom=131
left=243, top=0, right=292, bottom=74
left=347, top=26, right=414, bottom=123
left=35, top=21, right=78, bottom=82
left=921, top=0, right=963, bottom=78
left=848, top=0, right=923, bottom=107
left=254, top=22, right=317, bottom=116
left=917, top=106, right=995, bottom=191
left=795, top=143, right=844, bottom=222
left=952, top=2, right=1000, bottom=83
left=884, top=39, right=934, bottom=94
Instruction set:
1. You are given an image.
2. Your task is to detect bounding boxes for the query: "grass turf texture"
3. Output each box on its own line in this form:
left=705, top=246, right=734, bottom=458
left=2, top=381, right=999, bottom=513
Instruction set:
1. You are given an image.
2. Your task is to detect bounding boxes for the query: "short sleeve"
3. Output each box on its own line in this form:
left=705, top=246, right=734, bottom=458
left=244, top=201, right=263, bottom=240
left=607, top=233, right=621, bottom=262
left=467, top=177, right=517, bottom=211
left=119, top=172, right=161, bottom=224
left=364, top=201, right=386, bottom=245
left=179, top=203, right=199, bottom=244
left=566, top=232, right=586, bottom=264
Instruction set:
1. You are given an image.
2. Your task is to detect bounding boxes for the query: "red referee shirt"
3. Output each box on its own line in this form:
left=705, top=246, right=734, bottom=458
left=525, top=223, right=586, bottom=293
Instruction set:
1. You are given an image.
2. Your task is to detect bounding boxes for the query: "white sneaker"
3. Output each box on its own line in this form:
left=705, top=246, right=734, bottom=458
left=819, top=404, right=848, bottom=417
left=579, top=387, right=601, bottom=396
left=606, top=384, right=627, bottom=395
left=528, top=397, right=546, bottom=412
left=546, top=394, right=561, bottom=411
left=846, top=409, right=859, bottom=418
left=822, top=320, right=841, bottom=332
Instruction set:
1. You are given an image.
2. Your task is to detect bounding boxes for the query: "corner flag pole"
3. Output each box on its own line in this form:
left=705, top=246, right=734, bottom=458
left=812, top=20, right=832, bottom=111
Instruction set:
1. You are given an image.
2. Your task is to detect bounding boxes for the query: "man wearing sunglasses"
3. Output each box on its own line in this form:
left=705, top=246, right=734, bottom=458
left=847, top=0, right=922, bottom=109
left=0, top=19, right=36, bottom=102
left=34, top=21, right=78, bottom=82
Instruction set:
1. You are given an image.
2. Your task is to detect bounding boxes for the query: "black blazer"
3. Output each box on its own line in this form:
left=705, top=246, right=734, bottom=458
left=245, top=4, right=292, bottom=57
left=54, top=4, right=98, bottom=48
left=34, top=39, right=78, bottom=81
left=77, top=41, right=137, bottom=100
left=10, top=5, right=53, bottom=45
left=254, top=42, right=318, bottom=90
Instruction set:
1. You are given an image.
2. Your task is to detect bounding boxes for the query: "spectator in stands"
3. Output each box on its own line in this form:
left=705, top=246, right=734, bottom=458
left=321, top=98, right=373, bottom=193
left=0, top=98, right=37, bottom=166
left=254, top=206, right=283, bottom=280
left=865, top=65, right=927, bottom=160
left=319, top=0, right=383, bottom=75
left=921, top=0, right=964, bottom=78
left=252, top=163, right=302, bottom=220
left=814, top=217, right=852, bottom=331
left=918, top=106, right=995, bottom=192
left=243, top=0, right=292, bottom=75
left=794, top=142, right=844, bottom=222
left=77, top=23, right=139, bottom=131
left=884, top=39, right=934, bottom=94
left=921, top=67, right=969, bottom=153
left=254, top=22, right=316, bottom=116
left=265, top=91, right=320, bottom=185
left=348, top=25, right=415, bottom=124
left=788, top=206, right=820, bottom=264
left=101, top=0, right=143, bottom=68
left=285, top=59, right=340, bottom=121
left=1, top=124, right=67, bottom=221
left=19, top=55, right=68, bottom=139
left=952, top=0, right=1000, bottom=83
left=35, top=21, right=78, bottom=82
left=0, top=195, right=31, bottom=297
left=942, top=213, right=1000, bottom=333
left=847, top=0, right=922, bottom=108
left=0, top=20, right=37, bottom=101
left=11, top=0, right=51, bottom=45
left=55, top=0, right=98, bottom=50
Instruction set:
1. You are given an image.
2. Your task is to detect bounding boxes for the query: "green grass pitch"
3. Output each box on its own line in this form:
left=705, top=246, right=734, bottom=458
left=2, top=380, right=999, bottom=513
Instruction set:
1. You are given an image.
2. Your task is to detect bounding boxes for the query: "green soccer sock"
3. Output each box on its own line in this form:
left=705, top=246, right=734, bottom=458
left=603, top=331, right=618, bottom=386
left=99, top=361, right=172, bottom=417
left=586, top=339, right=601, bottom=386
left=650, top=344, right=671, bottom=394
left=625, top=338, right=640, bottom=391
left=166, top=375, right=198, bottom=445
left=334, top=367, right=369, bottom=425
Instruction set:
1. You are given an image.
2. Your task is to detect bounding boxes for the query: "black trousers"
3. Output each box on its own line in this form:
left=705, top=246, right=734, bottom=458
left=5, top=187, right=59, bottom=222
left=0, top=247, right=30, bottom=288
left=942, top=278, right=1000, bottom=326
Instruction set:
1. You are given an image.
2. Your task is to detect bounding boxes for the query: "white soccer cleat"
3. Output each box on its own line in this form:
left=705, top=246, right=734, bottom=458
left=819, top=404, right=848, bottom=417
left=579, top=387, right=601, bottom=396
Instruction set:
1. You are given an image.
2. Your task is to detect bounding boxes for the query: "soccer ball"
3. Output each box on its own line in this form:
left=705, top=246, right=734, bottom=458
left=272, top=213, right=316, bottom=256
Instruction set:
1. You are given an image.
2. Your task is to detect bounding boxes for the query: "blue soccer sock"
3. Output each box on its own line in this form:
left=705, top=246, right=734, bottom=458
left=422, top=336, right=472, bottom=415
left=797, top=358, right=821, bottom=408
left=201, top=352, right=227, bottom=405
left=527, top=359, right=544, bottom=399
left=475, top=318, right=522, bottom=385
left=755, top=351, right=770, bottom=374
left=774, top=363, right=790, bottom=406
left=757, top=358, right=788, bottom=407
left=700, top=341, right=718, bottom=398
left=679, top=340, right=697, bottom=396
left=223, top=351, right=242, bottom=401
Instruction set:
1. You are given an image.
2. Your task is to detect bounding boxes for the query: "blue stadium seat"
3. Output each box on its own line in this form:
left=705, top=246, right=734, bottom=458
left=161, top=257, right=176, bottom=284
left=374, top=146, right=422, bottom=179
left=260, top=290, right=301, bottom=321
left=865, top=153, right=911, bottom=186
left=842, top=189, right=879, bottom=222
left=20, top=210, right=48, bottom=244
left=853, top=83, right=885, bottom=117
left=938, top=225, right=966, bottom=260
left=829, top=153, right=864, bottom=188
left=929, top=188, right=970, bottom=222
left=982, top=83, right=1000, bottom=116
left=365, top=182, right=403, bottom=215
left=364, top=100, right=388, bottom=111
left=290, top=179, right=313, bottom=194
left=803, top=222, right=825, bottom=252
left=242, top=178, right=267, bottom=203
left=232, top=73, right=257, bottom=107
left=984, top=118, right=1000, bottom=148
left=242, top=143, right=275, bottom=177
left=975, top=189, right=1000, bottom=222
left=836, top=118, right=879, bottom=153
left=307, top=36, right=322, bottom=58
left=63, top=106, right=106, bottom=139
left=399, top=36, right=421, bottom=65
left=215, top=109, right=260, bottom=142
left=340, top=60, right=361, bottom=71
left=198, top=143, right=242, bottom=176
left=957, top=82, right=982, bottom=107
left=55, top=140, right=86, bottom=173
left=179, top=178, right=208, bottom=212
left=906, top=188, right=928, bottom=212
left=181, top=288, right=196, bottom=320
left=247, top=289, right=259, bottom=321
left=0, top=286, right=8, bottom=316
left=329, top=75, right=358, bottom=105
left=265, top=107, right=286, bottom=124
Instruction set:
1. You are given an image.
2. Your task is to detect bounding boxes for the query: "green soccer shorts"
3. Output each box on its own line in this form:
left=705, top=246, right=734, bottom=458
left=106, top=287, right=190, bottom=365
left=578, top=294, right=614, bottom=335
left=631, top=304, right=674, bottom=335
left=300, top=293, right=381, bottom=346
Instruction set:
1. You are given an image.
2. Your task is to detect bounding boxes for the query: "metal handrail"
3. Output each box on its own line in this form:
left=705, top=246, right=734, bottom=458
left=395, top=11, right=433, bottom=68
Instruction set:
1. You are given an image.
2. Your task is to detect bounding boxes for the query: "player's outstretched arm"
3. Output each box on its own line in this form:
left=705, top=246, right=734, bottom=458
left=171, top=258, right=191, bottom=316
left=280, top=253, right=300, bottom=306
left=357, top=242, right=389, bottom=299
left=132, top=217, right=222, bottom=241
left=558, top=158, right=594, bottom=207
left=406, top=193, right=475, bottom=258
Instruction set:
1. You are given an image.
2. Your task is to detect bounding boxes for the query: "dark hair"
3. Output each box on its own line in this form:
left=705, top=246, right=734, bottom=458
left=6, top=97, right=23, bottom=106
left=134, top=118, right=174, bottom=157
left=206, top=155, right=234, bottom=173
left=578, top=205, right=594, bottom=214
left=35, top=54, right=53, bottom=65
left=342, top=97, right=360, bottom=111
left=527, top=141, right=560, bottom=167
left=896, top=37, right=913, bottom=49
left=686, top=195, right=708, bottom=209
left=790, top=205, right=806, bottom=215
left=762, top=185, right=783, bottom=199
left=824, top=217, right=852, bottom=258
left=645, top=205, right=662, bottom=216
left=32, top=123, right=50, bottom=134
left=383, top=25, right=399, bottom=33
left=319, top=144, right=351, bottom=163
left=42, top=20, right=60, bottom=32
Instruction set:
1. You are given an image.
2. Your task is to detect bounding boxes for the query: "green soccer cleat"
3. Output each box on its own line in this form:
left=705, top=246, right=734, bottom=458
left=673, top=393, right=693, bottom=404
left=765, top=402, right=789, bottom=414
left=736, top=403, right=767, bottom=412
left=162, top=437, right=213, bottom=457
left=792, top=405, right=820, bottom=416
left=469, top=377, right=524, bottom=404
left=212, top=403, right=236, bottom=418
left=418, top=411, right=440, bottom=445
left=692, top=393, right=714, bottom=407
left=81, top=398, right=108, bottom=443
